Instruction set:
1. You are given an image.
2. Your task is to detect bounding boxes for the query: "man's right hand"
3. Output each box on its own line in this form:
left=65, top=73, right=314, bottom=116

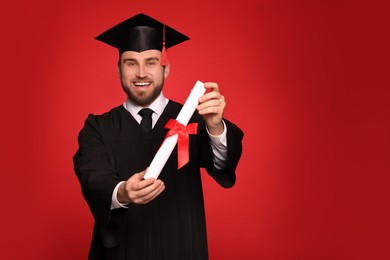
left=117, top=169, right=165, bottom=204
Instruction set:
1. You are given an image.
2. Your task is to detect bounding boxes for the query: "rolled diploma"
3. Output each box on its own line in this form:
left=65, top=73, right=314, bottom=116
left=144, top=80, right=206, bottom=179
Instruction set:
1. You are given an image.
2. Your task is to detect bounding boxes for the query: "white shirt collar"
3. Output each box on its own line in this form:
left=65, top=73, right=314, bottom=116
left=123, top=92, right=169, bottom=125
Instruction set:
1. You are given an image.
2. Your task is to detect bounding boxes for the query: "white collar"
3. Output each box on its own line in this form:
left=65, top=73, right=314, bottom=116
left=123, top=92, right=169, bottom=122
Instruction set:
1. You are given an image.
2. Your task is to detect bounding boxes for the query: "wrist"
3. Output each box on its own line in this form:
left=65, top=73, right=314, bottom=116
left=207, top=122, right=224, bottom=136
left=117, top=182, right=131, bottom=204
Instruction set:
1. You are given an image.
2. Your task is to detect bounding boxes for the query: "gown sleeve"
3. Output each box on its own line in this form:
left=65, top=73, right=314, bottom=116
left=73, top=114, right=126, bottom=248
left=198, top=117, right=244, bottom=188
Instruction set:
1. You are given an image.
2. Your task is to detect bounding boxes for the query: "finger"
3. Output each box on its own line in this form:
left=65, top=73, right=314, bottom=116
left=198, top=93, right=224, bottom=110
left=138, top=169, right=147, bottom=179
left=130, top=176, right=155, bottom=191
left=144, top=187, right=165, bottom=204
left=199, top=91, right=220, bottom=103
left=202, top=97, right=225, bottom=108
left=203, top=82, right=219, bottom=92
left=135, top=179, right=163, bottom=196
left=141, top=182, right=165, bottom=204
left=133, top=180, right=165, bottom=204
left=129, top=169, right=154, bottom=191
left=198, top=97, right=226, bottom=114
left=199, top=83, right=220, bottom=102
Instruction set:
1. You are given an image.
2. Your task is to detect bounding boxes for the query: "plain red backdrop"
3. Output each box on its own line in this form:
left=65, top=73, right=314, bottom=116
left=1, top=0, right=389, bottom=259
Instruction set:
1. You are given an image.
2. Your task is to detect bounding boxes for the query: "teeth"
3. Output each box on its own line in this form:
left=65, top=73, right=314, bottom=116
left=134, top=82, right=150, bottom=86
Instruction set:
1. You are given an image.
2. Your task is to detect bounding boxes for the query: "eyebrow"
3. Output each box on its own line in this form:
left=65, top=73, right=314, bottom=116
left=145, top=57, right=160, bottom=62
left=122, top=57, right=160, bottom=63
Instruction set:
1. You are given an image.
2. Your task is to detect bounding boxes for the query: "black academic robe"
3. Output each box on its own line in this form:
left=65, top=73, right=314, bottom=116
left=73, top=100, right=243, bottom=260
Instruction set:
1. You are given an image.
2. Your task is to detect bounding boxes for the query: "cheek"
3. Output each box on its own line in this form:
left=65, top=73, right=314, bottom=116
left=120, top=68, right=134, bottom=81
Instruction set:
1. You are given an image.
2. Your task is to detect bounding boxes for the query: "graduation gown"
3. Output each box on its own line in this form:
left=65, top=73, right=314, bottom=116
left=73, top=100, right=243, bottom=260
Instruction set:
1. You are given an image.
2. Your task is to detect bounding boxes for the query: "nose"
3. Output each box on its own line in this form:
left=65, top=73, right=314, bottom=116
left=136, top=64, right=147, bottom=78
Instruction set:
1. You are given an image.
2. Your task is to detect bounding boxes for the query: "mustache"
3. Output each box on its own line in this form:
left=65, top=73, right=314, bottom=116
left=132, top=76, right=152, bottom=81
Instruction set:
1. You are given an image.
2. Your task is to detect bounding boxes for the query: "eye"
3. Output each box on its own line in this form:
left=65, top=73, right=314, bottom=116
left=125, top=61, right=136, bottom=67
left=147, top=60, right=157, bottom=66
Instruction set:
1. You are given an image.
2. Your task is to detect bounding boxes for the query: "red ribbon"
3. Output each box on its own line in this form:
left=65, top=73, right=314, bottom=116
left=164, top=119, right=198, bottom=169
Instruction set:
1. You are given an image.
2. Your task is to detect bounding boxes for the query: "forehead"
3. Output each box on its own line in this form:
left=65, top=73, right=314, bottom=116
left=120, top=49, right=162, bottom=60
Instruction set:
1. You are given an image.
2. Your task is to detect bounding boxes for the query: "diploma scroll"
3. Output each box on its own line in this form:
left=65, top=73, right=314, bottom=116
left=144, top=80, right=206, bottom=179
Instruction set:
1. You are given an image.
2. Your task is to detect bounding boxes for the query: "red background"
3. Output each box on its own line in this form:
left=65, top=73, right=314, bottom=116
left=1, top=0, right=389, bottom=259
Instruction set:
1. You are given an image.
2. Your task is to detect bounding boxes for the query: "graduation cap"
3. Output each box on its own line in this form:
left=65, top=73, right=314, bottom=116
left=95, top=13, right=189, bottom=65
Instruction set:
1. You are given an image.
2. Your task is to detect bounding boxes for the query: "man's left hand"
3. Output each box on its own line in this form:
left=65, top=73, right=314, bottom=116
left=197, top=82, right=225, bottom=135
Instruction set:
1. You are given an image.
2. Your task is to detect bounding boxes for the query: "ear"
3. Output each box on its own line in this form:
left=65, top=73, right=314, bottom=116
left=117, top=60, right=121, bottom=78
left=163, top=63, right=170, bottom=79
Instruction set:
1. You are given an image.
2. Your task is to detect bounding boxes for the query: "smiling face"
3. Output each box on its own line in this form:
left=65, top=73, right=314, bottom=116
left=118, top=49, right=170, bottom=107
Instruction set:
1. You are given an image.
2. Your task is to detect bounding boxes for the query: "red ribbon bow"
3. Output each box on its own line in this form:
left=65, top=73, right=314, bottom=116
left=164, top=119, right=198, bottom=169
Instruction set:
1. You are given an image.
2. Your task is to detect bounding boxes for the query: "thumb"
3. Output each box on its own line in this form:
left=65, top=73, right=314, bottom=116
left=138, top=168, right=149, bottom=180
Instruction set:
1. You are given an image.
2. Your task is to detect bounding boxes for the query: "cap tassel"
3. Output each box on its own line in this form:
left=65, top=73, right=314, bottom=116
left=161, top=25, right=168, bottom=66
left=161, top=42, right=168, bottom=66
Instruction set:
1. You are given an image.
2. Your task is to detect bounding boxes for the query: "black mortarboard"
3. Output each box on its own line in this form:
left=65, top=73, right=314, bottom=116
left=95, top=13, right=189, bottom=65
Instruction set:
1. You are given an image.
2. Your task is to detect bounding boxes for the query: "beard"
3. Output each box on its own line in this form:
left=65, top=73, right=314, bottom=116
left=119, top=69, right=165, bottom=107
left=122, top=80, right=164, bottom=106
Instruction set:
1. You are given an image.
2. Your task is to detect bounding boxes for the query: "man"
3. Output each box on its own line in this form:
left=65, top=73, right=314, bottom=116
left=73, top=13, right=243, bottom=260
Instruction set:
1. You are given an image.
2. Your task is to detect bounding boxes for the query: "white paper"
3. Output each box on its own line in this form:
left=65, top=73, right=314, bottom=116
left=144, top=80, right=206, bottom=179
